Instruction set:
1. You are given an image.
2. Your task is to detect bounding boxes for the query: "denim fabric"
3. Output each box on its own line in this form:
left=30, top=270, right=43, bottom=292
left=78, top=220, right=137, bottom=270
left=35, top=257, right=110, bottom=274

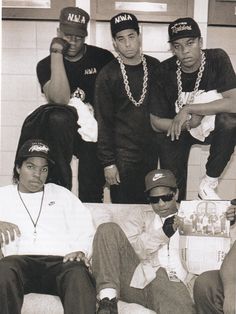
left=194, top=270, right=224, bottom=314
left=0, top=255, right=96, bottom=314
left=156, top=113, right=236, bottom=201
left=92, top=223, right=196, bottom=314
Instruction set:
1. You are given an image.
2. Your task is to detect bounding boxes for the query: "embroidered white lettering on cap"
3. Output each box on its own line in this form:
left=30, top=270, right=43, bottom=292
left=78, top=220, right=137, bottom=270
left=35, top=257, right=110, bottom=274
left=152, top=174, right=165, bottom=181
left=67, top=13, right=86, bottom=24
left=29, top=144, right=49, bottom=153
left=115, top=14, right=133, bottom=24
left=171, top=22, right=192, bottom=34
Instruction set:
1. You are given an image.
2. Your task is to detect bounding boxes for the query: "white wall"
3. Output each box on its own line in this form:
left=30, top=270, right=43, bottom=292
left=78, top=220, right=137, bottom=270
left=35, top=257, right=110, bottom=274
left=1, top=0, right=236, bottom=199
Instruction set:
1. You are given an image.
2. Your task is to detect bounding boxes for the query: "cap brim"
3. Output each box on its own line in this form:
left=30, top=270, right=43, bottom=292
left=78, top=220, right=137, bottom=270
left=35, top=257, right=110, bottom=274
left=60, top=24, right=87, bottom=37
left=17, top=153, right=55, bottom=165
left=168, top=34, right=199, bottom=42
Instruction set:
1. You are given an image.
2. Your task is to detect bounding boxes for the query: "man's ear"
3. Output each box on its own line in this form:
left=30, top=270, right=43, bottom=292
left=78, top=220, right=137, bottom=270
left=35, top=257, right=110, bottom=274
left=199, top=37, right=203, bottom=48
left=175, top=189, right=179, bottom=201
left=112, top=38, right=118, bottom=51
left=16, top=165, right=20, bottom=175
left=57, top=28, right=63, bottom=38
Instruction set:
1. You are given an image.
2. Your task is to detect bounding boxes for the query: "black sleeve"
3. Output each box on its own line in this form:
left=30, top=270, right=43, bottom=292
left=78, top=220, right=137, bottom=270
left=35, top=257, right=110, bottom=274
left=149, top=65, right=174, bottom=118
left=213, top=49, right=236, bottom=93
left=94, top=66, right=116, bottom=167
left=36, top=56, right=51, bottom=93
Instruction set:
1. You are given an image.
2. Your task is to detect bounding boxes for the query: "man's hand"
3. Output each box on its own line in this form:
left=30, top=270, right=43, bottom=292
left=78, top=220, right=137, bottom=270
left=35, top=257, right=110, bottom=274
left=50, top=37, right=70, bottom=54
left=104, top=165, right=120, bottom=185
left=63, top=251, right=91, bottom=267
left=167, top=108, right=190, bottom=141
left=189, top=114, right=203, bottom=128
left=226, top=201, right=236, bottom=225
left=0, top=221, right=21, bottom=246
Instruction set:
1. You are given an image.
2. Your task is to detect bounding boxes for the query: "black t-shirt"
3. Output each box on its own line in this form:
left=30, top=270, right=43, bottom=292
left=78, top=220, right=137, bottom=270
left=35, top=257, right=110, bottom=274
left=150, top=48, right=236, bottom=118
left=36, top=44, right=114, bottom=105
left=95, top=55, right=161, bottom=166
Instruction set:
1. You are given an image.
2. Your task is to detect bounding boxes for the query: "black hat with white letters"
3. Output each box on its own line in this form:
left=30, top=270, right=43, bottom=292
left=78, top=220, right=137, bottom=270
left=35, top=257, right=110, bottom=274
left=168, top=17, right=201, bottom=42
left=16, top=139, right=55, bottom=164
left=59, top=7, right=90, bottom=37
left=110, top=12, right=139, bottom=38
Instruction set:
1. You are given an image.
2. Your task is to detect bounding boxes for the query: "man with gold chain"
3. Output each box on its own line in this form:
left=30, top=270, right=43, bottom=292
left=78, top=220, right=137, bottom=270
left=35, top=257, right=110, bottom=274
left=95, top=12, right=160, bottom=204
left=150, top=17, right=236, bottom=201
left=0, top=139, right=96, bottom=313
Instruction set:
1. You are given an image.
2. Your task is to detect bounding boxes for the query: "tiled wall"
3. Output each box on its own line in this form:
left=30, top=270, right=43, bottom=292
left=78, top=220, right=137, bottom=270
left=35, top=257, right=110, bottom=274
left=1, top=1, right=236, bottom=200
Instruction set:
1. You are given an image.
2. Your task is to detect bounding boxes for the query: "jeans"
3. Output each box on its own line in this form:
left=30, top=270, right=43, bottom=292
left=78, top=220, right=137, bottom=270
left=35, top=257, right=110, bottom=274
left=92, top=223, right=196, bottom=314
left=0, top=255, right=96, bottom=314
left=77, top=141, right=105, bottom=202
left=156, top=113, right=236, bottom=201
left=17, top=104, right=105, bottom=202
left=193, top=270, right=224, bottom=314
left=110, top=150, right=158, bottom=204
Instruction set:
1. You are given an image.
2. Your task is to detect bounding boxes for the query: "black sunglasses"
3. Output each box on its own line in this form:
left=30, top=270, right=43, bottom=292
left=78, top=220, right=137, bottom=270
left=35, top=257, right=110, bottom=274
left=148, top=193, right=174, bottom=204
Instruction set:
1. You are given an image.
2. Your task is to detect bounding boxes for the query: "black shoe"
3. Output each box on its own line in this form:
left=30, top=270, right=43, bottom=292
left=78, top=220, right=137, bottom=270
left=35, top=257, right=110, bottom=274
left=97, top=297, right=118, bottom=314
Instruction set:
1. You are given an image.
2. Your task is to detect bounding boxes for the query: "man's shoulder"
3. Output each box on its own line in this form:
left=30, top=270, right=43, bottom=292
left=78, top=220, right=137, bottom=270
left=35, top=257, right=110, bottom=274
left=37, top=54, right=50, bottom=67
left=96, top=58, right=118, bottom=77
left=161, top=55, right=176, bottom=70
left=0, top=184, right=15, bottom=194
left=204, top=48, right=229, bottom=61
left=86, top=44, right=114, bottom=58
left=145, top=54, right=160, bottom=64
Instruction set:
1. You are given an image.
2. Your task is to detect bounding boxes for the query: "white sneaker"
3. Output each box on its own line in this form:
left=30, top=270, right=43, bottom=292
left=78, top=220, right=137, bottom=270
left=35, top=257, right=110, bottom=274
left=198, top=175, right=221, bottom=200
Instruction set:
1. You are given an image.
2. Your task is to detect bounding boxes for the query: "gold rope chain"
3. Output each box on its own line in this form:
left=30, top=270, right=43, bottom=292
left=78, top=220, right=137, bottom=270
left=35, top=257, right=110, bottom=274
left=117, top=54, right=148, bottom=107
left=175, top=50, right=206, bottom=113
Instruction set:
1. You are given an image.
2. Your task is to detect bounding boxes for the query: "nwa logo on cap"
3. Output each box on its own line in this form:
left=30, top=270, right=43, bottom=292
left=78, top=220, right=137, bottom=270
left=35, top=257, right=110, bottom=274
left=171, top=22, right=192, bottom=35
left=114, top=13, right=133, bottom=24
left=66, top=13, right=87, bottom=24
left=29, top=144, right=49, bottom=154
left=152, top=173, right=165, bottom=181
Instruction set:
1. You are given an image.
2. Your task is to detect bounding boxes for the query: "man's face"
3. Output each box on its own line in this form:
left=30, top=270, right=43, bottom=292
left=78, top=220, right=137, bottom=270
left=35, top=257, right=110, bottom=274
left=17, top=157, right=48, bottom=193
left=113, top=29, right=141, bottom=62
left=149, top=186, right=178, bottom=218
left=59, top=30, right=86, bottom=57
left=171, top=37, right=202, bottom=72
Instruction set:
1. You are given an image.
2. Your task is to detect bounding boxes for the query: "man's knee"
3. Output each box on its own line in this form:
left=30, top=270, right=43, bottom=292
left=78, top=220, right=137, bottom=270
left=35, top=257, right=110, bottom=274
left=96, top=222, right=123, bottom=238
left=0, top=259, right=19, bottom=285
left=216, top=113, right=236, bottom=130
left=193, top=270, right=219, bottom=302
left=47, top=109, right=76, bottom=129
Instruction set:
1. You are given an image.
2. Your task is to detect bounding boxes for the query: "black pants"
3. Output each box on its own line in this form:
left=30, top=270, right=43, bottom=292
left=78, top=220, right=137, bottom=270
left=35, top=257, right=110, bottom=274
left=156, top=113, right=236, bottom=201
left=110, top=150, right=159, bottom=204
left=0, top=255, right=96, bottom=314
left=17, top=104, right=105, bottom=202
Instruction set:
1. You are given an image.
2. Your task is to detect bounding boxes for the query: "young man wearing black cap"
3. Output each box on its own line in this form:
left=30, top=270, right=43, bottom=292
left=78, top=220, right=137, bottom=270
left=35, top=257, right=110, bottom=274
left=17, top=6, right=114, bottom=202
left=92, top=169, right=196, bottom=314
left=95, top=12, right=160, bottom=204
left=150, top=17, right=236, bottom=201
left=0, top=139, right=96, bottom=313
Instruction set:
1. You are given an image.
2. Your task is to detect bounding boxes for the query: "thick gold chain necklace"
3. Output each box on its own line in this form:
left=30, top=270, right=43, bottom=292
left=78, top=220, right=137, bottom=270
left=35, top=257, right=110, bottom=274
left=17, top=186, right=45, bottom=241
left=117, top=53, right=148, bottom=107
left=175, top=50, right=206, bottom=113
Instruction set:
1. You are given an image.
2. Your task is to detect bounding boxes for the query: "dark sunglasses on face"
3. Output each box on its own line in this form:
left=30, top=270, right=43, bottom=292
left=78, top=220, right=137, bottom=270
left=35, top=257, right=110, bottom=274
left=148, top=193, right=174, bottom=204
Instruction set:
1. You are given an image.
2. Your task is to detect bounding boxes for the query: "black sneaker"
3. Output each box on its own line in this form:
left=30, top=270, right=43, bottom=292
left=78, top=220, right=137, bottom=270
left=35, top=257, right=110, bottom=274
left=97, top=297, right=118, bottom=314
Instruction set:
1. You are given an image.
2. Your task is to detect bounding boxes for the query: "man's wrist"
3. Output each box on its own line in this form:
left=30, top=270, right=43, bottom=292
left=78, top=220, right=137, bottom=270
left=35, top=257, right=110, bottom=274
left=50, top=47, right=63, bottom=54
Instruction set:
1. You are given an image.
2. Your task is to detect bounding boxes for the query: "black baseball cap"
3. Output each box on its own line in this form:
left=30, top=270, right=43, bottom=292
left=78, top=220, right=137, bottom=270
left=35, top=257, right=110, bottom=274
left=145, top=169, right=177, bottom=192
left=16, top=139, right=55, bottom=164
left=168, top=17, right=201, bottom=42
left=59, top=6, right=90, bottom=37
left=110, top=12, right=139, bottom=38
